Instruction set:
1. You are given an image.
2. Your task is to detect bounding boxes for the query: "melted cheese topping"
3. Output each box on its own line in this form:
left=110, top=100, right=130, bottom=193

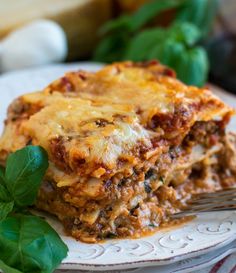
left=44, top=62, right=233, bottom=124
left=23, top=92, right=152, bottom=167
left=0, top=61, right=234, bottom=186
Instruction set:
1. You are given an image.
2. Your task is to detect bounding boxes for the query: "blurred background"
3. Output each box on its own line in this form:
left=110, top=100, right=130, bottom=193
left=0, top=0, right=235, bottom=92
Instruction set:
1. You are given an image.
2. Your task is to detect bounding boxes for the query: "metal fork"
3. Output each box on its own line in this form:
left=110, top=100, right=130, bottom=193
left=172, top=187, right=236, bottom=218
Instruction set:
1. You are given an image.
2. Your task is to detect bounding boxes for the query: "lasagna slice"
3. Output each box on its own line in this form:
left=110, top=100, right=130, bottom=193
left=0, top=61, right=235, bottom=243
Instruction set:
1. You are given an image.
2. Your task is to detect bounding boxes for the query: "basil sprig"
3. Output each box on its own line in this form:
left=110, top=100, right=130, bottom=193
left=94, top=0, right=218, bottom=87
left=0, top=146, right=68, bottom=273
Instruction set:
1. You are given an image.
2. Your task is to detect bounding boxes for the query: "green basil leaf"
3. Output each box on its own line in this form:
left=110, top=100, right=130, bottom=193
left=0, top=166, right=5, bottom=181
left=99, top=15, right=131, bottom=35
left=175, top=0, right=219, bottom=38
left=129, top=0, right=185, bottom=32
left=124, top=28, right=165, bottom=61
left=0, top=201, right=14, bottom=221
left=149, top=39, right=185, bottom=64
left=100, top=0, right=184, bottom=34
left=124, top=22, right=200, bottom=61
left=168, top=22, right=201, bottom=46
left=0, top=260, right=22, bottom=273
left=0, top=214, right=68, bottom=273
left=0, top=167, right=12, bottom=202
left=0, top=182, right=11, bottom=202
left=0, top=185, right=11, bottom=202
left=149, top=41, right=208, bottom=86
left=5, top=146, right=49, bottom=207
left=93, top=33, right=129, bottom=62
left=175, top=46, right=209, bottom=86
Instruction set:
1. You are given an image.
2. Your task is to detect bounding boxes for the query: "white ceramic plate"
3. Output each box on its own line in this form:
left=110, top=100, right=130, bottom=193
left=55, top=240, right=236, bottom=273
left=1, top=63, right=236, bottom=271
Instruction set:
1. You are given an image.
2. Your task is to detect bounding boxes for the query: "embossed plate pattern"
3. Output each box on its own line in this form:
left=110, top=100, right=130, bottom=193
left=0, top=63, right=236, bottom=271
left=55, top=240, right=236, bottom=272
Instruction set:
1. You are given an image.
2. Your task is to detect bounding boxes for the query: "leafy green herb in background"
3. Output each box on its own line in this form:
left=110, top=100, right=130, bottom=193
left=175, top=0, right=219, bottom=38
left=0, top=146, right=68, bottom=273
left=94, top=0, right=218, bottom=87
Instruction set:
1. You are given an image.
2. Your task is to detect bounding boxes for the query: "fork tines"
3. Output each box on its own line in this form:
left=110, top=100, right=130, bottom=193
left=172, top=187, right=236, bottom=218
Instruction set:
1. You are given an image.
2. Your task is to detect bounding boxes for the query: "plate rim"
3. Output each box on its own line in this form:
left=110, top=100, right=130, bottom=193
left=58, top=235, right=236, bottom=270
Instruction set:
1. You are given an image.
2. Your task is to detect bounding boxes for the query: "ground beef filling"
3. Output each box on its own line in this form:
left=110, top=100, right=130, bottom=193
left=36, top=121, right=236, bottom=243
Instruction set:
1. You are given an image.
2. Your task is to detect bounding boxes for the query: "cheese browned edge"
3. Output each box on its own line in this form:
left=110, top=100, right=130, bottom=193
left=0, top=60, right=235, bottom=243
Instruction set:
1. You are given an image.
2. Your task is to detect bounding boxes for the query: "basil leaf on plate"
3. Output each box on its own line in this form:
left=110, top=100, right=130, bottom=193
left=0, top=201, right=14, bottom=221
left=5, top=146, right=48, bottom=207
left=0, top=168, right=12, bottom=202
left=0, top=183, right=11, bottom=203
left=0, top=260, right=22, bottom=273
left=0, top=214, right=68, bottom=273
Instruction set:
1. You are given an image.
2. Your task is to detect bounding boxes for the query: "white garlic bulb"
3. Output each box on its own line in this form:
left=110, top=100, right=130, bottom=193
left=0, top=19, right=68, bottom=72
